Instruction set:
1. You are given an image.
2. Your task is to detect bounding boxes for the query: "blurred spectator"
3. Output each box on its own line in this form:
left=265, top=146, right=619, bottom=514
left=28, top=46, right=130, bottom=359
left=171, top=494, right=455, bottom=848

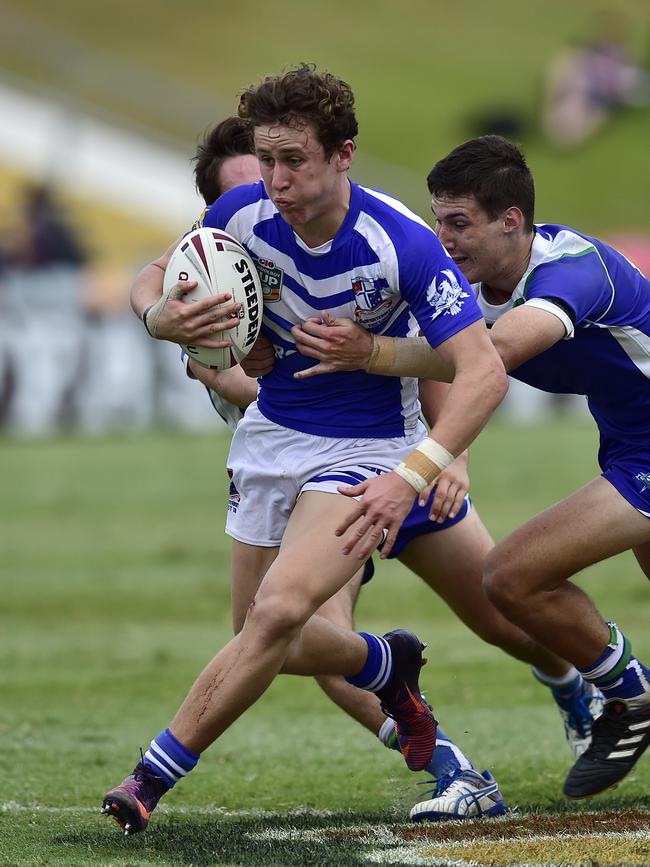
left=0, top=183, right=89, bottom=435
left=5, top=184, right=88, bottom=269
left=541, top=31, right=650, bottom=148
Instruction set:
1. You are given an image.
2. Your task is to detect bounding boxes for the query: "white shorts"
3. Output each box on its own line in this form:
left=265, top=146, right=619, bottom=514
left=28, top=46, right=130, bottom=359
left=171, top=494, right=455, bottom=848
left=225, top=403, right=427, bottom=547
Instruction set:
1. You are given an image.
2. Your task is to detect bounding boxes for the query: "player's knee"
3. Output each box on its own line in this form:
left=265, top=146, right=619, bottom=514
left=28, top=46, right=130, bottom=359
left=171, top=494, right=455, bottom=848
left=483, top=549, right=525, bottom=614
left=245, top=593, right=307, bottom=646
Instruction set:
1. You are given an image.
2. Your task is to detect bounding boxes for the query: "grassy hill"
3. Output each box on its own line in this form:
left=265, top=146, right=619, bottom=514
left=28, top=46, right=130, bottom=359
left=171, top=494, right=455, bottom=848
left=1, top=0, right=649, bottom=236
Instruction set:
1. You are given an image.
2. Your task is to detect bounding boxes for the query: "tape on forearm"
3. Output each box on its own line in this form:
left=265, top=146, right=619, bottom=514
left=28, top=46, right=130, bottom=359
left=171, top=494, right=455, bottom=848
left=393, top=437, right=455, bottom=493
left=365, top=335, right=453, bottom=381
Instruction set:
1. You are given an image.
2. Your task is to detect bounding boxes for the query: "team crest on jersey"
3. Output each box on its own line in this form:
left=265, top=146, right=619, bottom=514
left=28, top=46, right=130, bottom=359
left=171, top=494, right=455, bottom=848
left=253, top=257, right=284, bottom=302
left=636, top=472, right=650, bottom=492
left=352, top=276, right=393, bottom=331
left=427, top=269, right=470, bottom=320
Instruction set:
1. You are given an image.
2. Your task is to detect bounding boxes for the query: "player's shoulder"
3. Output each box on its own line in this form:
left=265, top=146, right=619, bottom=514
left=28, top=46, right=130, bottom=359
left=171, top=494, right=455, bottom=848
left=527, top=223, right=609, bottom=288
left=534, top=223, right=602, bottom=263
left=355, top=183, right=444, bottom=258
left=201, top=181, right=271, bottom=231
left=358, top=184, right=435, bottom=235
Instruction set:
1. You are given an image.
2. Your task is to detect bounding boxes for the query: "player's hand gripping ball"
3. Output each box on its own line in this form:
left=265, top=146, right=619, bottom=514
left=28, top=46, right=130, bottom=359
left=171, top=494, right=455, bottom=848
left=163, top=227, right=263, bottom=369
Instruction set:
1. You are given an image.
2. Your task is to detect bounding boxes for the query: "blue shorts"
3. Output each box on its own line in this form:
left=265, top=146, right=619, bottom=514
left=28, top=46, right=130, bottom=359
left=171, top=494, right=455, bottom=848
left=383, top=492, right=472, bottom=559
left=601, top=454, right=650, bottom=518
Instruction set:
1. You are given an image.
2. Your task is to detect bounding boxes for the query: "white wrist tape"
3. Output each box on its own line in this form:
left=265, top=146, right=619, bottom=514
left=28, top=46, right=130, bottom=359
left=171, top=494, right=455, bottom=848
left=416, top=437, right=454, bottom=471
left=143, top=284, right=183, bottom=338
left=393, top=437, right=455, bottom=493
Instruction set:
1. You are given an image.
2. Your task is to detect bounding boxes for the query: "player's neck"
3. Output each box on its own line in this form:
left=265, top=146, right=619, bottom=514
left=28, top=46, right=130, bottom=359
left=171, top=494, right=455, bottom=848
left=293, top=179, right=351, bottom=249
left=482, top=232, right=535, bottom=304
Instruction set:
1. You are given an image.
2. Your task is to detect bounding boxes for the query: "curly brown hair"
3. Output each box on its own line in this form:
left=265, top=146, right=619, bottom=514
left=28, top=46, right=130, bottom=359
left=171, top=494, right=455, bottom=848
left=238, top=63, right=358, bottom=157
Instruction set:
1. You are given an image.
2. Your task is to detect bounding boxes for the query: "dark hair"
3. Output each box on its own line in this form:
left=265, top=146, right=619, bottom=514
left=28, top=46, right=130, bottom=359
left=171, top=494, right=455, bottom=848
left=427, top=136, right=535, bottom=231
left=193, top=116, right=254, bottom=205
left=238, top=63, right=358, bottom=157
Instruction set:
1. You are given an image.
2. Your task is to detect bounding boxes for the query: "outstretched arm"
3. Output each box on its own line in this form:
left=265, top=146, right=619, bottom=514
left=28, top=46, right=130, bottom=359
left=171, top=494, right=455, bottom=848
left=292, top=303, right=567, bottom=379
left=291, top=314, right=452, bottom=381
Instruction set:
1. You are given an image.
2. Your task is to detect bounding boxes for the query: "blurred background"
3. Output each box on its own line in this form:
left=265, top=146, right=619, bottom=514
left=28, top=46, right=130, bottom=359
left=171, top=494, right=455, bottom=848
left=0, top=0, right=649, bottom=436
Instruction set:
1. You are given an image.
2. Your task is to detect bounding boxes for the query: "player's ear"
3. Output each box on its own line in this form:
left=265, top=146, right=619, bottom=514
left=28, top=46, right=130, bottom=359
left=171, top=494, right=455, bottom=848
left=335, top=140, right=355, bottom=172
left=503, top=206, right=525, bottom=234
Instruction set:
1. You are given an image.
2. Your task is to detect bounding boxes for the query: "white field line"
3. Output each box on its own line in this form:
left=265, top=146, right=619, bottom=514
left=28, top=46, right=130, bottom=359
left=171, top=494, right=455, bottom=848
left=3, top=805, right=650, bottom=866
left=364, top=830, right=650, bottom=866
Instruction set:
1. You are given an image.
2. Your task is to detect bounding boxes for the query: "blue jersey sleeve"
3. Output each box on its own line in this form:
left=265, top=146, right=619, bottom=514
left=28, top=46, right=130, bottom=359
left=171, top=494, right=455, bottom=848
left=397, top=227, right=483, bottom=347
left=199, top=182, right=267, bottom=238
left=525, top=248, right=613, bottom=326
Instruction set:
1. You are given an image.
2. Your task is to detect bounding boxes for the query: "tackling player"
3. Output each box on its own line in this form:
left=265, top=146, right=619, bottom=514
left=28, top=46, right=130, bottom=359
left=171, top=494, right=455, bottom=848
left=291, top=134, right=650, bottom=805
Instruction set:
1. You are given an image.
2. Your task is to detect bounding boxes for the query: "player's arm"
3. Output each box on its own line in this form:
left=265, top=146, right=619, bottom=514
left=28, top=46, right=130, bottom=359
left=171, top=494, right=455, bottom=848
left=130, top=239, right=179, bottom=320
left=488, top=303, right=568, bottom=370
left=361, top=302, right=566, bottom=377
left=293, top=301, right=568, bottom=379
left=292, top=315, right=453, bottom=381
left=187, top=360, right=258, bottom=408
left=418, top=378, right=470, bottom=523
left=336, top=319, right=507, bottom=559
left=130, top=239, right=241, bottom=347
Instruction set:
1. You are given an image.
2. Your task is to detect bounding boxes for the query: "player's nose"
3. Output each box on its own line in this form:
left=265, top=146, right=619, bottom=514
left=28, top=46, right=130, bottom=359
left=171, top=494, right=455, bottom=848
left=271, top=164, right=290, bottom=190
left=438, top=227, right=454, bottom=251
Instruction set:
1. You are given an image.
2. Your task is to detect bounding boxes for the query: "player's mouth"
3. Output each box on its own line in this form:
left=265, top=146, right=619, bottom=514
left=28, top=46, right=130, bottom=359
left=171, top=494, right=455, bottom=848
left=274, top=198, right=294, bottom=209
left=452, top=256, right=468, bottom=267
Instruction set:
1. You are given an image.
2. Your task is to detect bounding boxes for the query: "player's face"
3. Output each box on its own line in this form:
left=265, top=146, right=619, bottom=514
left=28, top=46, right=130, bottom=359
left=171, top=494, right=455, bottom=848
left=431, top=193, right=514, bottom=286
left=218, top=155, right=260, bottom=194
left=254, top=122, right=353, bottom=239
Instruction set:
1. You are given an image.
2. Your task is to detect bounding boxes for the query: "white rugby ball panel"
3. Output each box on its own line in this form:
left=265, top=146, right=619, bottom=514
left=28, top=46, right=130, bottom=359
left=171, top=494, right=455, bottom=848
left=163, top=228, right=263, bottom=370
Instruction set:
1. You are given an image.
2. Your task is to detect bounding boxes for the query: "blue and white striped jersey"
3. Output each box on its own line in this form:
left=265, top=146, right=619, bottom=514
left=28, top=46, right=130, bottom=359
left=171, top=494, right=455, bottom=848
left=201, top=180, right=482, bottom=438
left=474, top=224, right=650, bottom=449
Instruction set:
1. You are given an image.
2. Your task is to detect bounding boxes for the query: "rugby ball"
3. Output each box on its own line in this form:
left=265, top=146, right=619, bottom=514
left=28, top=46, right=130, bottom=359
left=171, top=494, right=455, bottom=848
left=163, top=227, right=263, bottom=369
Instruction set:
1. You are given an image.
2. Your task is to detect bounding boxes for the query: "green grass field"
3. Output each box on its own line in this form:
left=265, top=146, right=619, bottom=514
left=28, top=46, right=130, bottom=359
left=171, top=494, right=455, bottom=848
left=1, top=419, right=650, bottom=865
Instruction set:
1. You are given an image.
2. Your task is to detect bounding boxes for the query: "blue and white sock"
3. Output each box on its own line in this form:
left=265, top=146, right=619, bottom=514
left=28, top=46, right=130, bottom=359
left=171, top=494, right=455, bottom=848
left=143, top=728, right=199, bottom=789
left=378, top=719, right=473, bottom=778
left=346, top=633, right=393, bottom=693
left=532, top=666, right=586, bottom=708
left=579, top=623, right=650, bottom=710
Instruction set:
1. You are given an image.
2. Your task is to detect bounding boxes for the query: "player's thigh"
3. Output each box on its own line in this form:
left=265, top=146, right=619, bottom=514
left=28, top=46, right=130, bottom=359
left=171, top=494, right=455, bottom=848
left=254, top=491, right=371, bottom=623
left=397, top=508, right=498, bottom=630
left=231, top=540, right=279, bottom=634
left=489, top=476, right=650, bottom=593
